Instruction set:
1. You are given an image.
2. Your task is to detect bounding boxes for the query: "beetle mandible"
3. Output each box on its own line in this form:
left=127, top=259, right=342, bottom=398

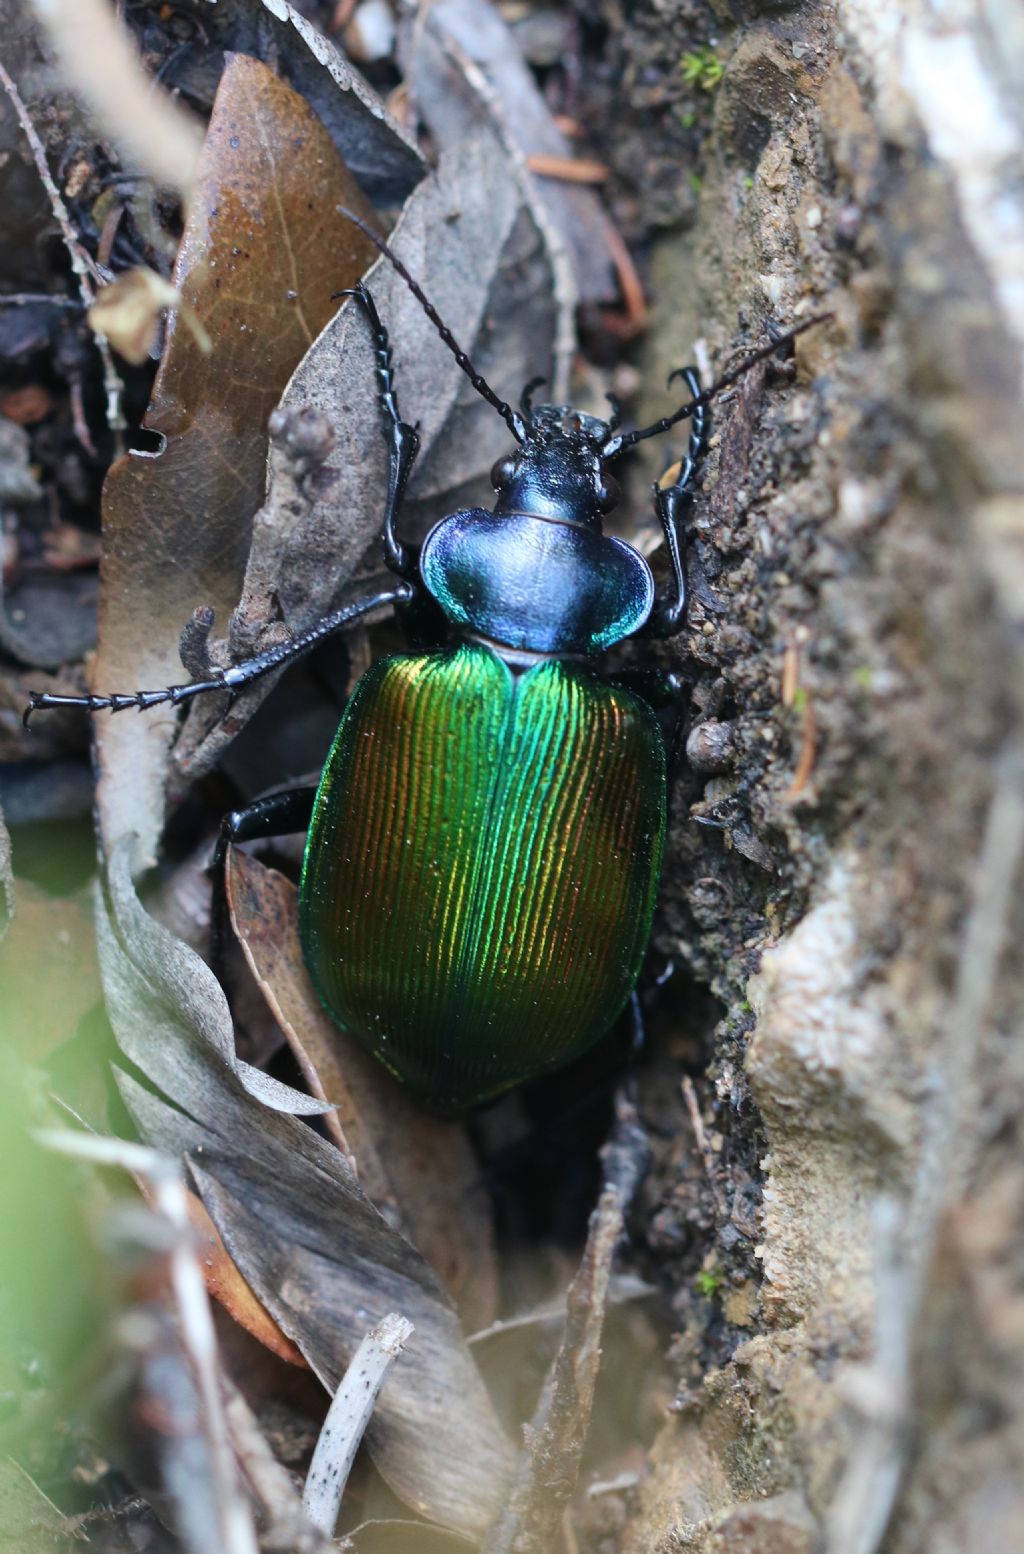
left=27, top=219, right=823, bottom=1110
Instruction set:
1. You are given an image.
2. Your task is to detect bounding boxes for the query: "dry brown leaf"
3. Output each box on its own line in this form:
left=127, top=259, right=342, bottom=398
left=227, top=848, right=498, bottom=1330
left=87, top=267, right=197, bottom=367
left=93, top=52, right=390, bottom=867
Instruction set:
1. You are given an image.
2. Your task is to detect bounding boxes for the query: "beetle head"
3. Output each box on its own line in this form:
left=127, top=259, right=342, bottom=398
left=489, top=404, right=622, bottom=528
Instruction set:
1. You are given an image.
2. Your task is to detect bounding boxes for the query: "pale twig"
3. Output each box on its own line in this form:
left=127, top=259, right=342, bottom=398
left=36, top=1130, right=260, bottom=1554
left=824, top=1198, right=910, bottom=1554
left=0, top=53, right=125, bottom=433
left=681, top=1074, right=724, bottom=1212
left=825, top=745, right=1024, bottom=1554
left=30, top=0, right=203, bottom=198
left=302, top=1313, right=414, bottom=1536
left=0, top=291, right=80, bottom=307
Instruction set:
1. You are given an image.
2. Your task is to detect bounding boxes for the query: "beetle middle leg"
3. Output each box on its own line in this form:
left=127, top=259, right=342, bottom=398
left=209, top=784, right=318, bottom=979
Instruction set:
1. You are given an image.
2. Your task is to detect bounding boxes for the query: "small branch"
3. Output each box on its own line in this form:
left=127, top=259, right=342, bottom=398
left=36, top=1130, right=260, bottom=1554
left=302, top=1312, right=414, bottom=1537
left=0, top=55, right=101, bottom=289
left=824, top=1197, right=911, bottom=1554
left=0, top=53, right=125, bottom=434
left=0, top=291, right=81, bottom=308
left=482, top=1188, right=623, bottom=1554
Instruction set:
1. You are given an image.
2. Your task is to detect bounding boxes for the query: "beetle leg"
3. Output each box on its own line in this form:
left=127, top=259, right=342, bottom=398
left=643, top=365, right=709, bottom=639
left=23, top=585, right=412, bottom=725
left=338, top=281, right=421, bottom=582
left=209, top=785, right=319, bottom=980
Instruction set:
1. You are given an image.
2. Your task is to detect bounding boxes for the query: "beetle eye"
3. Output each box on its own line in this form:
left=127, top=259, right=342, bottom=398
left=490, top=456, right=516, bottom=490
left=597, top=472, right=621, bottom=513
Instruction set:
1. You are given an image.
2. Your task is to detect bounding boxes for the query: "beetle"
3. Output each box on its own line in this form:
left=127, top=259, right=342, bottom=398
left=27, top=221, right=822, bottom=1109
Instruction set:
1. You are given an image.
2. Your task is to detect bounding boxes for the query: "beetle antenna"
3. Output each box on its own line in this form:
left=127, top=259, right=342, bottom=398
left=602, top=313, right=832, bottom=457
left=519, top=376, right=546, bottom=422
left=338, top=207, right=527, bottom=444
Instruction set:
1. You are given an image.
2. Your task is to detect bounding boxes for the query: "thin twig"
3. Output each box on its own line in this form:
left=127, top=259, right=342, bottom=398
left=681, top=1075, right=723, bottom=1209
left=36, top=1130, right=260, bottom=1554
left=29, top=0, right=203, bottom=197
left=302, top=1313, right=414, bottom=1536
left=824, top=1198, right=910, bottom=1554
left=0, top=291, right=81, bottom=307
left=482, top=1188, right=623, bottom=1554
left=525, top=152, right=609, bottom=185
left=0, top=54, right=125, bottom=435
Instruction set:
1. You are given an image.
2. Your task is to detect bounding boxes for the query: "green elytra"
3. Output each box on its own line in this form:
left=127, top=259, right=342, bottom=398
left=299, top=642, right=666, bottom=1110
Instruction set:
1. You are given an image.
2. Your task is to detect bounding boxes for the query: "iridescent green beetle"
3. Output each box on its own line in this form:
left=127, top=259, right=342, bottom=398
left=27, top=230, right=817, bottom=1109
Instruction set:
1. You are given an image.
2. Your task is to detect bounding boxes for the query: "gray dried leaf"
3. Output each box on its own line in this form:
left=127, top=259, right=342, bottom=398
left=227, top=851, right=499, bottom=1329
left=400, top=0, right=615, bottom=304
left=97, top=842, right=512, bottom=1537
left=96, top=837, right=330, bottom=1118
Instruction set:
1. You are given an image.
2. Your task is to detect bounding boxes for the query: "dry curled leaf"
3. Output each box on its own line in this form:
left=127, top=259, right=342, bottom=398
left=227, top=848, right=498, bottom=1330
left=96, top=841, right=513, bottom=1537
left=93, top=51, right=404, bottom=867
left=87, top=267, right=202, bottom=367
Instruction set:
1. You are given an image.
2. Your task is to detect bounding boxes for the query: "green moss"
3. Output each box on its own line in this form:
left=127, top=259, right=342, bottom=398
left=696, top=1267, right=724, bottom=1298
left=680, top=47, right=724, bottom=92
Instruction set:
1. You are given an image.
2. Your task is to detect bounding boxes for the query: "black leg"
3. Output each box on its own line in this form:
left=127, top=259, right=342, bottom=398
left=337, top=282, right=421, bottom=581
left=23, top=585, right=411, bottom=725
left=209, top=785, right=318, bottom=978
left=642, top=365, right=709, bottom=640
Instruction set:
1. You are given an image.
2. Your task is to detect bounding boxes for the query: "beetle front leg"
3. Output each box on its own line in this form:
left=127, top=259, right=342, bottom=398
left=23, top=585, right=412, bottom=725
left=642, top=365, right=709, bottom=640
